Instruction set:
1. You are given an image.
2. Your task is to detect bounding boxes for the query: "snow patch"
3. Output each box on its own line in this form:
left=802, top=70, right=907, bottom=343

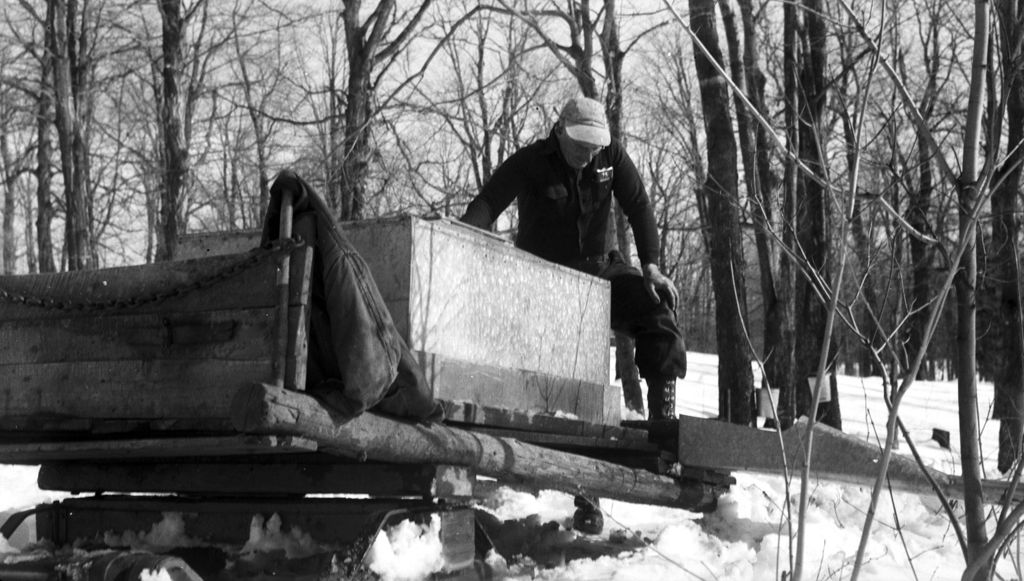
left=239, top=513, right=319, bottom=559
left=365, top=515, right=445, bottom=581
left=104, top=512, right=199, bottom=552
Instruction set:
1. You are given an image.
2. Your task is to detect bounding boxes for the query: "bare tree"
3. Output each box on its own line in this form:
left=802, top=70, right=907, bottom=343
left=411, top=3, right=544, bottom=215
left=155, top=0, right=192, bottom=261
left=0, top=43, right=34, bottom=274
left=48, top=0, right=94, bottom=270
left=230, top=1, right=285, bottom=225
left=684, top=0, right=755, bottom=424
left=792, top=0, right=841, bottom=429
left=988, top=0, right=1024, bottom=477
left=725, top=0, right=796, bottom=408
left=337, top=0, right=435, bottom=220
left=34, top=8, right=56, bottom=274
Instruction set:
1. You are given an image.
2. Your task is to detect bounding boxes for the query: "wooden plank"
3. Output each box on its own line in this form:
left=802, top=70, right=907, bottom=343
left=0, top=304, right=308, bottom=424
left=678, top=415, right=963, bottom=498
left=233, top=383, right=720, bottom=511
left=0, top=246, right=311, bottom=321
left=176, top=230, right=261, bottom=260
left=0, top=435, right=315, bottom=463
left=0, top=359, right=270, bottom=420
left=0, top=308, right=275, bottom=365
left=38, top=461, right=473, bottom=499
left=286, top=248, right=313, bottom=390
left=442, top=400, right=647, bottom=441
left=421, top=353, right=608, bottom=424
left=438, top=506, right=476, bottom=571
left=0, top=417, right=230, bottom=435
left=461, top=425, right=658, bottom=453
left=36, top=495, right=437, bottom=547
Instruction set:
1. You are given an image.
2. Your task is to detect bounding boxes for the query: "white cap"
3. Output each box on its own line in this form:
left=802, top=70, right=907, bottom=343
left=559, top=96, right=611, bottom=146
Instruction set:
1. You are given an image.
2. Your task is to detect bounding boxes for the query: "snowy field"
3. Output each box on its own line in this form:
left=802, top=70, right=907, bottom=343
left=0, top=351, right=1014, bottom=580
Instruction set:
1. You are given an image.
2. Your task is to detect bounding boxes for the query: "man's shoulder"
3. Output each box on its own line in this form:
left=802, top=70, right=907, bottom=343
left=496, top=138, right=554, bottom=171
left=517, top=136, right=556, bottom=158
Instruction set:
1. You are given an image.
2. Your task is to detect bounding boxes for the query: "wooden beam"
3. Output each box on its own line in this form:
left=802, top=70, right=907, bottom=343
left=442, top=400, right=647, bottom=441
left=0, top=308, right=276, bottom=365
left=0, top=247, right=312, bottom=321
left=35, top=495, right=457, bottom=548
left=0, top=305, right=311, bottom=424
left=232, top=383, right=718, bottom=510
left=0, top=435, right=315, bottom=464
left=463, top=425, right=657, bottom=454
left=678, top=415, right=966, bottom=498
left=38, top=461, right=474, bottom=499
left=419, top=353, right=608, bottom=424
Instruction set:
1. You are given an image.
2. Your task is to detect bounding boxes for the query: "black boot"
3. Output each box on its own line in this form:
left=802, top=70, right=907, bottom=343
left=572, top=495, right=603, bottom=535
left=646, top=376, right=677, bottom=420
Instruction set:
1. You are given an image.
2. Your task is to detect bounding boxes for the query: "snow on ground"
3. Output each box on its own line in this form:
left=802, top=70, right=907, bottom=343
left=0, top=352, right=1016, bottom=580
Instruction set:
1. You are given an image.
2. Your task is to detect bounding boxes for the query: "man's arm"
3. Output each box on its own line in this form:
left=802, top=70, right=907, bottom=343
left=460, top=150, right=527, bottom=229
left=461, top=198, right=494, bottom=230
left=607, top=143, right=659, bottom=266
left=607, top=144, right=677, bottom=309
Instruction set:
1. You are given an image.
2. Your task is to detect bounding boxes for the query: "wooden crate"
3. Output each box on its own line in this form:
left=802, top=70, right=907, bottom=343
left=180, top=218, right=615, bottom=424
left=0, top=246, right=313, bottom=432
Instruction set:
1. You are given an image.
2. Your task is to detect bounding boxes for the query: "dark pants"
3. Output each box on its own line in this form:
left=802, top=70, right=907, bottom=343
left=573, top=252, right=687, bottom=381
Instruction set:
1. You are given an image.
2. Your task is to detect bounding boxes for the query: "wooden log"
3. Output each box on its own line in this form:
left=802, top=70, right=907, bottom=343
left=231, top=383, right=718, bottom=510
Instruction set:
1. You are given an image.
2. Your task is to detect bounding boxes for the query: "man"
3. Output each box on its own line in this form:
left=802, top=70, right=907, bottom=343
left=460, top=96, right=687, bottom=421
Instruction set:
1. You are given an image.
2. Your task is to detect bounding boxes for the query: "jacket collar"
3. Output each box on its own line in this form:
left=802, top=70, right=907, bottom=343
left=541, top=126, right=562, bottom=156
left=541, top=126, right=607, bottom=172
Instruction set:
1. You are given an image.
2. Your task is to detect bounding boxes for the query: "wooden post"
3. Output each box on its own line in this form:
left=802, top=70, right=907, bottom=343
left=273, top=189, right=294, bottom=387
left=231, top=383, right=718, bottom=510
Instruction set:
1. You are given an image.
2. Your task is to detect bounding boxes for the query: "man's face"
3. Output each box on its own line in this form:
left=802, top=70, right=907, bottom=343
left=556, top=126, right=603, bottom=169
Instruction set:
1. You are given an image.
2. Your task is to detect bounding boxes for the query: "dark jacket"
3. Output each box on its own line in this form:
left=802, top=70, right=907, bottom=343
left=462, top=128, right=660, bottom=268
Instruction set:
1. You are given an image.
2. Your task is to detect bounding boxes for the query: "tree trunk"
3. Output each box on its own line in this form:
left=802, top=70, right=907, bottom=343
left=958, top=0, right=991, bottom=574
left=794, top=0, right=840, bottom=429
left=0, top=124, right=18, bottom=274
left=339, top=0, right=390, bottom=220
left=776, top=0, right=800, bottom=429
left=35, top=12, right=56, bottom=274
left=48, top=0, right=93, bottom=271
left=155, top=0, right=189, bottom=262
left=600, top=0, right=644, bottom=414
left=688, top=0, right=754, bottom=425
left=327, top=71, right=343, bottom=215
left=340, top=69, right=371, bottom=220
left=726, top=0, right=792, bottom=406
left=992, top=0, right=1024, bottom=477
left=907, top=120, right=935, bottom=378
left=234, top=32, right=272, bottom=226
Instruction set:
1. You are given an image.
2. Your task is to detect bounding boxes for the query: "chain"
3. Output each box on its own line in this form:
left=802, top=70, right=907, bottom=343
left=0, top=238, right=303, bottom=313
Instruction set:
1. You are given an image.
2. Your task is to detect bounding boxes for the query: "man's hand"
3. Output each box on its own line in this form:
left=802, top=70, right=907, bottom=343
left=642, top=263, right=678, bottom=311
